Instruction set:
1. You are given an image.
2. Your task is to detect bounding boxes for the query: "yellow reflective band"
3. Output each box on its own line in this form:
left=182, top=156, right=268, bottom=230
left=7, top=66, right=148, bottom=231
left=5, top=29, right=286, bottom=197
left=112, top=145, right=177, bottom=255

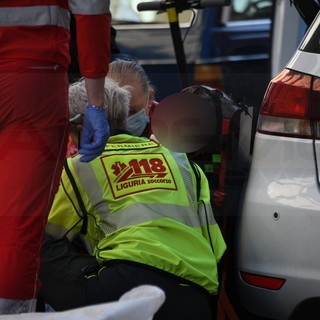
left=101, top=153, right=177, bottom=199
left=167, top=7, right=178, bottom=23
left=105, top=141, right=159, bottom=150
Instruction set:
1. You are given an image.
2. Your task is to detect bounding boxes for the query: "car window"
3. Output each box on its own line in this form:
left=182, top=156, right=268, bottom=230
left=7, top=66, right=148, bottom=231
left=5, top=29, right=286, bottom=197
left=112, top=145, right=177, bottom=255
left=300, top=12, right=320, bottom=53
left=229, top=0, right=273, bottom=21
left=111, top=0, right=194, bottom=25
left=111, top=0, right=273, bottom=26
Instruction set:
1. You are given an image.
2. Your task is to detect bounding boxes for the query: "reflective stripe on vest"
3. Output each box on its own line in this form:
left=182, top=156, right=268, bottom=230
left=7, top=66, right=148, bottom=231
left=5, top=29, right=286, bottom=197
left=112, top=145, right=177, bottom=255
left=0, top=6, right=70, bottom=29
left=69, top=0, right=110, bottom=14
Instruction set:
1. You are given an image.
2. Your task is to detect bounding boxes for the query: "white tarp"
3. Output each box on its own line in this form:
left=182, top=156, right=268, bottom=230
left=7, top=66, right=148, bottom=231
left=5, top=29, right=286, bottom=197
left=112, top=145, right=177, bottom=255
left=0, top=285, right=165, bottom=320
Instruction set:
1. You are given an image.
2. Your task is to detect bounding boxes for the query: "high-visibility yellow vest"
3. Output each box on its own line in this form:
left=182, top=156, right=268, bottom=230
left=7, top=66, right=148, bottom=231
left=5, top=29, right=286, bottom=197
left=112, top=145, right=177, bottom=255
left=46, top=134, right=226, bottom=294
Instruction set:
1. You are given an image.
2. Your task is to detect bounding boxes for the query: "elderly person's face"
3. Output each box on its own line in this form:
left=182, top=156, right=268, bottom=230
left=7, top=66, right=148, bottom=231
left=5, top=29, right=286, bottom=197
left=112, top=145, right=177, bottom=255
left=117, top=75, right=154, bottom=136
left=123, top=76, right=152, bottom=116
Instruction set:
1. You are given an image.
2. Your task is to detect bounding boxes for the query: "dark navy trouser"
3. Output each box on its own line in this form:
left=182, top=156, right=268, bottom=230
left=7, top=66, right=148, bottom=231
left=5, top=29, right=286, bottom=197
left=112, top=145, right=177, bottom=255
left=39, top=235, right=217, bottom=319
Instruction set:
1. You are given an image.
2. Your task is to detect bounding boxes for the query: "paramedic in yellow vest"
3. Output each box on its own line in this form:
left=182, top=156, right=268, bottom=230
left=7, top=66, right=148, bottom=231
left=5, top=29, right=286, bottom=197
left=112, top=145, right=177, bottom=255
left=39, top=78, right=226, bottom=320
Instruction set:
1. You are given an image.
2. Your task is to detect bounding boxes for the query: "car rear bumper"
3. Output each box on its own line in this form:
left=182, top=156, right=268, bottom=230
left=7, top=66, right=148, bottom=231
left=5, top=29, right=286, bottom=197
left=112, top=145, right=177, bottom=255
left=235, top=133, right=320, bottom=319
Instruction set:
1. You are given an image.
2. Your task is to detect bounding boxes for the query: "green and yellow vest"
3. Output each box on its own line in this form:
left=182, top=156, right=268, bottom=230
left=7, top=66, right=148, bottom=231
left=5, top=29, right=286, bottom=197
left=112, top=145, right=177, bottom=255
left=46, top=134, right=226, bottom=294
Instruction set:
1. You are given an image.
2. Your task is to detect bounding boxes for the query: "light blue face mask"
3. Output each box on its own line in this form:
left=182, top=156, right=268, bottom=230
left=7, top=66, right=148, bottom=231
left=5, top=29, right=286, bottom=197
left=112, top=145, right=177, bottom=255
left=127, top=108, right=150, bottom=136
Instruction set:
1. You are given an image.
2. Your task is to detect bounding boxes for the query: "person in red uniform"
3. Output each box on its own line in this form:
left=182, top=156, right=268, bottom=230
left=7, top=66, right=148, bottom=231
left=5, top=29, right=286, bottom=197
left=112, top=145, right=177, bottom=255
left=0, top=1, right=111, bottom=314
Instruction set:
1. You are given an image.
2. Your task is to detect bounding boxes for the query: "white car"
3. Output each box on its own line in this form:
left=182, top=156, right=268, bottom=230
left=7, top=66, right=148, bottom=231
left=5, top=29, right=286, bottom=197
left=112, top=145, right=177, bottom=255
left=235, top=7, right=320, bottom=320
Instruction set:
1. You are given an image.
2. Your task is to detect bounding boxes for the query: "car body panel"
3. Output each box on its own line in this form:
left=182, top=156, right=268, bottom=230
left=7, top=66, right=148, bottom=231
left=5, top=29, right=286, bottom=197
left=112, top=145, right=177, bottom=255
left=235, top=7, right=320, bottom=319
left=287, top=50, right=320, bottom=76
left=236, top=133, right=320, bottom=320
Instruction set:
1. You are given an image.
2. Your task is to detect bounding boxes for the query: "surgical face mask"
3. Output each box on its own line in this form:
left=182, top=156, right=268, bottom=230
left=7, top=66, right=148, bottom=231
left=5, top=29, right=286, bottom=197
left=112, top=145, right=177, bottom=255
left=127, top=108, right=150, bottom=136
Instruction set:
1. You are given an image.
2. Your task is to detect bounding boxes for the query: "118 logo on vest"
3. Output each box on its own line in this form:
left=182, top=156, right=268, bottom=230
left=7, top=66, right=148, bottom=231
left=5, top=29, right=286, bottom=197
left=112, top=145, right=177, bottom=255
left=101, top=153, right=178, bottom=198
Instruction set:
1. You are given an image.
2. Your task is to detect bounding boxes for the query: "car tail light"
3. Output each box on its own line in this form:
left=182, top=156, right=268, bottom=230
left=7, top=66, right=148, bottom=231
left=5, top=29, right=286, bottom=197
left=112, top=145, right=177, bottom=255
left=240, top=271, right=286, bottom=290
left=257, top=69, right=320, bottom=138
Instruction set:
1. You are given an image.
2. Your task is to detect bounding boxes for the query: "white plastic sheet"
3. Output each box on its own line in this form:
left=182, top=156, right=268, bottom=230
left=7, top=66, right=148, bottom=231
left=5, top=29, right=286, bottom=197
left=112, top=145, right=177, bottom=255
left=0, top=285, right=165, bottom=320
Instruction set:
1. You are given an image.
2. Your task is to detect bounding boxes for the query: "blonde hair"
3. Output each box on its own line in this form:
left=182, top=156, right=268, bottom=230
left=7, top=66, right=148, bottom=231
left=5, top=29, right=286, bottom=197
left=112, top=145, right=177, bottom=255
left=107, top=60, right=153, bottom=95
left=69, top=77, right=131, bottom=130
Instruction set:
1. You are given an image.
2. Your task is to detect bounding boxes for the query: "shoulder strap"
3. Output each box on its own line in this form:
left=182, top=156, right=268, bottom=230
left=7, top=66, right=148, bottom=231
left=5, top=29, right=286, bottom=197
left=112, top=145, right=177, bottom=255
left=63, top=159, right=88, bottom=235
left=189, top=159, right=216, bottom=254
left=189, top=159, right=201, bottom=202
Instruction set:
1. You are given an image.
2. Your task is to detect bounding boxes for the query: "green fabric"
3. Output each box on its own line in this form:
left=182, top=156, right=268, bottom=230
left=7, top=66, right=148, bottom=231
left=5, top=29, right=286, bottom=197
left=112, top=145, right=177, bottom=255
left=46, top=134, right=226, bottom=294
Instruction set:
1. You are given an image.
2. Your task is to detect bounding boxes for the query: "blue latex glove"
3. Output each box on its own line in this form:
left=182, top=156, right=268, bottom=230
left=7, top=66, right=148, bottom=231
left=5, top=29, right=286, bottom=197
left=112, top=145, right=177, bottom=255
left=78, top=105, right=110, bottom=162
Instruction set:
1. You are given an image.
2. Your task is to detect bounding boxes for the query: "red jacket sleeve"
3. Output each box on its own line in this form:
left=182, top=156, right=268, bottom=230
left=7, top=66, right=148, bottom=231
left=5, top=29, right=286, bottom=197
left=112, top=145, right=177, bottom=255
left=75, top=14, right=111, bottom=78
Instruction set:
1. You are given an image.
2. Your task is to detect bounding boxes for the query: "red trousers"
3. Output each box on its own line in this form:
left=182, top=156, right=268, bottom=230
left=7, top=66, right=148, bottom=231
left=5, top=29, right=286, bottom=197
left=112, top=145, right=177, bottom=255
left=0, top=60, right=69, bottom=302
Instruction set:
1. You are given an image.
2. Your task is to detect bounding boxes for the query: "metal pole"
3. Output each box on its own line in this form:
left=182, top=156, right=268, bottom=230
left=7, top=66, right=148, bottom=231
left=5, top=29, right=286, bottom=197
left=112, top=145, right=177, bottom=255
left=164, top=1, right=190, bottom=89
